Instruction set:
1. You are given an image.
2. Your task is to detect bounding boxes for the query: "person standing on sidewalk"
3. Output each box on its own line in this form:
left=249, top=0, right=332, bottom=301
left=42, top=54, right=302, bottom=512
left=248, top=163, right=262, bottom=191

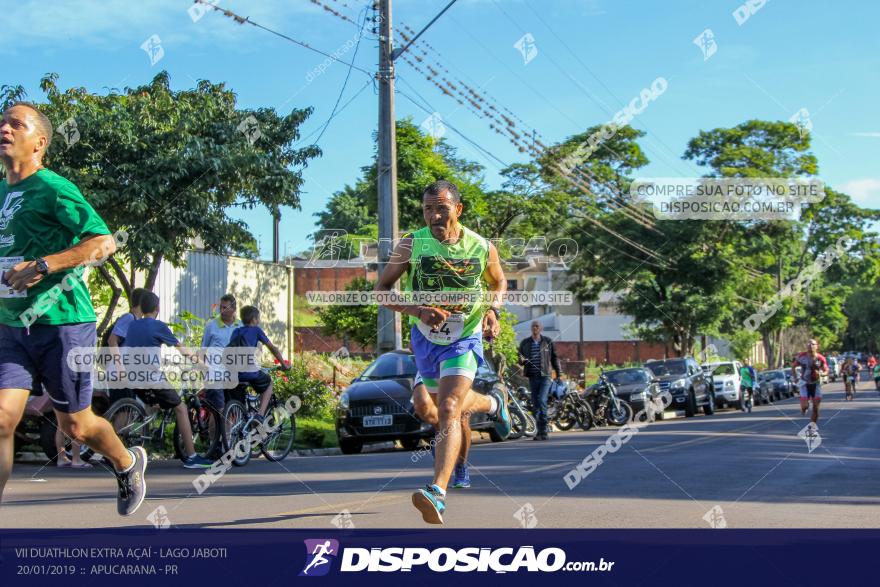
left=201, top=293, right=241, bottom=414
left=518, top=321, right=562, bottom=440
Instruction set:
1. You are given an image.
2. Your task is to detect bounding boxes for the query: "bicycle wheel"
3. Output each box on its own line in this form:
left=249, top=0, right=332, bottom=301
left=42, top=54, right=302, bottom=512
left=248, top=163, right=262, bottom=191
left=174, top=396, right=222, bottom=461
left=223, top=400, right=251, bottom=467
left=261, top=400, right=296, bottom=461
left=102, top=398, right=149, bottom=449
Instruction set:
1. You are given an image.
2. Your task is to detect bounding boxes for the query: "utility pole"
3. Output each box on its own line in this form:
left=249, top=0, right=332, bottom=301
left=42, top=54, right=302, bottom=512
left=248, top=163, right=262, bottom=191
left=272, top=210, right=280, bottom=263
left=375, top=0, right=459, bottom=354
left=376, top=0, right=401, bottom=353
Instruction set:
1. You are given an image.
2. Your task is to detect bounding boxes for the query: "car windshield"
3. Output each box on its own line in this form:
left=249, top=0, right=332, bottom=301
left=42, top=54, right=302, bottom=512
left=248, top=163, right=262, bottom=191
left=763, top=370, right=785, bottom=380
left=358, top=353, right=417, bottom=379
left=606, top=369, right=649, bottom=385
left=647, top=360, right=687, bottom=376
left=708, top=363, right=735, bottom=376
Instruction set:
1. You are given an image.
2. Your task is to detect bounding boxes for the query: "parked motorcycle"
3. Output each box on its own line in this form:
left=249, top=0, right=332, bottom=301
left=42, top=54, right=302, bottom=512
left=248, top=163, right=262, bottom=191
left=582, top=371, right=633, bottom=426
left=510, top=379, right=592, bottom=432
left=506, top=385, right=537, bottom=439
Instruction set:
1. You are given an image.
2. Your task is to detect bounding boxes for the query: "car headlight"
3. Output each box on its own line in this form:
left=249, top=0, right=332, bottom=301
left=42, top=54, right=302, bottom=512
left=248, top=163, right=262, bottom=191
left=672, top=379, right=686, bottom=389
left=339, top=391, right=350, bottom=409
left=725, top=380, right=734, bottom=389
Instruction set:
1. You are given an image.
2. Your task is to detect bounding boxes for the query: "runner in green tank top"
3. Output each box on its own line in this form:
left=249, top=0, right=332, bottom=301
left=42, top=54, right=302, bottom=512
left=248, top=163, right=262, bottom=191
left=376, top=180, right=510, bottom=524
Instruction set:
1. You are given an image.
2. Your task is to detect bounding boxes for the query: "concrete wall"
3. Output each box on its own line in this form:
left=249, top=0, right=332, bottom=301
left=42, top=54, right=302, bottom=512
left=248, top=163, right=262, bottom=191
left=151, top=251, right=294, bottom=360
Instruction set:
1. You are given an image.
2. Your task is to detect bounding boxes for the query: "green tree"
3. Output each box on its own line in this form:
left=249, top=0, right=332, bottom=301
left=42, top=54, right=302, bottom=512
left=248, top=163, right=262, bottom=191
left=14, top=72, right=319, bottom=329
left=315, top=277, right=380, bottom=349
left=543, top=125, right=739, bottom=356
left=684, top=120, right=880, bottom=365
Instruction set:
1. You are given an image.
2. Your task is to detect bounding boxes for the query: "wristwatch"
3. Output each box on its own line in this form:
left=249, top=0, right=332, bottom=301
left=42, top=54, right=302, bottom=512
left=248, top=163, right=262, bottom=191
left=34, top=257, right=50, bottom=276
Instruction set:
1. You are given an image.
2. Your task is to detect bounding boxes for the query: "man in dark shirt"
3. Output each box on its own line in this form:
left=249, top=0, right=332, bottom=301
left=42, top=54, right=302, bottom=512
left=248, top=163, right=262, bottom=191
left=122, top=292, right=211, bottom=468
left=518, top=321, right=562, bottom=440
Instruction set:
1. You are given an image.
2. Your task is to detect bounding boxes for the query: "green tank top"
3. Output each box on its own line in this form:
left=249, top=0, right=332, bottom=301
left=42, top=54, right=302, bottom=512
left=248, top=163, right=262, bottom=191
left=404, top=224, right=490, bottom=345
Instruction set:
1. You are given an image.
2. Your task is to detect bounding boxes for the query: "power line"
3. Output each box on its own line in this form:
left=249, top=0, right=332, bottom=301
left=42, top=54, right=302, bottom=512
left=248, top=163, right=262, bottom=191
left=396, top=85, right=510, bottom=170
left=311, top=6, right=370, bottom=146
left=296, top=78, right=374, bottom=146
left=194, top=0, right=373, bottom=77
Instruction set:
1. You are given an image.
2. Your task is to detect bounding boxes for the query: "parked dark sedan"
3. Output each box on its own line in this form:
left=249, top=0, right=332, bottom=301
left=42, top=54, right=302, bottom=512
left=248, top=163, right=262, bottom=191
left=597, top=367, right=663, bottom=421
left=758, top=369, right=792, bottom=402
left=335, top=350, right=508, bottom=454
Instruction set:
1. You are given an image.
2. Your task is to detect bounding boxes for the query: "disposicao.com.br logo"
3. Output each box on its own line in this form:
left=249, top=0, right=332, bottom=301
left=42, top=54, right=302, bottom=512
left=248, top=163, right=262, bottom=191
left=301, top=542, right=615, bottom=574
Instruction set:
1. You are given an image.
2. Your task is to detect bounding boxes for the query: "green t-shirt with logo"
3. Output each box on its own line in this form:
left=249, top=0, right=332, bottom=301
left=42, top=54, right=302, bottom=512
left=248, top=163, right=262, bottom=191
left=404, top=224, right=490, bottom=345
left=0, top=169, right=110, bottom=326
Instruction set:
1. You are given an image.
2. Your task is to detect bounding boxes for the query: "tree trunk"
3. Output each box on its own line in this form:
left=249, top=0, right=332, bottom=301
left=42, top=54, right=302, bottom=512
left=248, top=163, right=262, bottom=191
left=761, top=332, right=773, bottom=368
left=144, top=254, right=163, bottom=291
left=95, top=265, right=122, bottom=336
left=107, top=256, right=132, bottom=299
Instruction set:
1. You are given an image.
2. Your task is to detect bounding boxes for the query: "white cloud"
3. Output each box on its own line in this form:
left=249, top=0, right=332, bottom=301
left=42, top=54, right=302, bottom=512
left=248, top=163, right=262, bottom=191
left=840, top=178, right=880, bottom=209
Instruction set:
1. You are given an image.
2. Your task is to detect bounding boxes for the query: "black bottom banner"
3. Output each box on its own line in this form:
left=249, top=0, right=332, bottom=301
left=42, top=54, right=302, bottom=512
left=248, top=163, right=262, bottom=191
left=1, top=529, right=876, bottom=586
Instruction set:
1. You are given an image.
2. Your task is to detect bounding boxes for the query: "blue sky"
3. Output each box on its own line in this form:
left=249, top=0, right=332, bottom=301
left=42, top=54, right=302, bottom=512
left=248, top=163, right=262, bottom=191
left=4, top=0, right=878, bottom=259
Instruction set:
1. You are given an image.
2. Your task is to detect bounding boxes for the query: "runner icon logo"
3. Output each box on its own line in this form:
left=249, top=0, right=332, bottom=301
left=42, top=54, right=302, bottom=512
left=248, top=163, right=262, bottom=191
left=300, top=539, right=340, bottom=577
left=798, top=422, right=822, bottom=453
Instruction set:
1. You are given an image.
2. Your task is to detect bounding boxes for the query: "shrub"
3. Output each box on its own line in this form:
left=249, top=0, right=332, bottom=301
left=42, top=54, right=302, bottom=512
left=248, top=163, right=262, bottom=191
left=269, top=359, right=336, bottom=420
left=299, top=425, right=326, bottom=448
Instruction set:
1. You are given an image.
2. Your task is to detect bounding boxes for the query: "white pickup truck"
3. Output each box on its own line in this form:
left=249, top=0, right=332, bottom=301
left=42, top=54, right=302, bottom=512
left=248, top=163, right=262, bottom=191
left=702, top=361, right=745, bottom=410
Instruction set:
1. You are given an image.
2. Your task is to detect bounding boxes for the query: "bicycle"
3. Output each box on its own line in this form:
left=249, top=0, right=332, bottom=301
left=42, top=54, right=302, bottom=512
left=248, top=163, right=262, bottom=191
left=101, top=383, right=224, bottom=462
left=223, top=368, right=296, bottom=466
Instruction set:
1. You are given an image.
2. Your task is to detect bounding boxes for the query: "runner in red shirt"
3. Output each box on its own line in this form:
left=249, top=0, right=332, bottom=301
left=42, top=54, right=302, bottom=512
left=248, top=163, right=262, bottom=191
left=793, top=339, right=828, bottom=425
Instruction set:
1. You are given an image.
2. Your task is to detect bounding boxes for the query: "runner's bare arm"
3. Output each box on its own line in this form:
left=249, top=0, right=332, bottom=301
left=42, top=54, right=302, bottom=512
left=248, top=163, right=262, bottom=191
left=374, top=237, right=447, bottom=326
left=4, top=233, right=117, bottom=291
left=481, top=242, right=506, bottom=338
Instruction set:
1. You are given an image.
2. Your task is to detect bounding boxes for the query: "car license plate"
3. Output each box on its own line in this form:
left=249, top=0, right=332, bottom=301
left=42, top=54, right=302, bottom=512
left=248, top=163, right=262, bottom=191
left=363, top=415, right=393, bottom=427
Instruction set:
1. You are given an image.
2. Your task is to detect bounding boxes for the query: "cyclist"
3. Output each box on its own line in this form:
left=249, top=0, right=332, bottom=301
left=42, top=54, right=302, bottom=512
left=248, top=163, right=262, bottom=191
left=738, top=359, right=756, bottom=411
left=0, top=102, right=146, bottom=515
left=375, top=179, right=510, bottom=524
left=227, top=305, right=289, bottom=418
left=122, top=291, right=212, bottom=468
left=843, top=358, right=860, bottom=400
left=793, top=339, right=828, bottom=424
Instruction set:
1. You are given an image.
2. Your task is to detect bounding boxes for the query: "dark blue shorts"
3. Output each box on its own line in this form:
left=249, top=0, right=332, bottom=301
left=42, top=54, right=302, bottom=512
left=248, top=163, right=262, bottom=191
left=0, top=323, right=96, bottom=414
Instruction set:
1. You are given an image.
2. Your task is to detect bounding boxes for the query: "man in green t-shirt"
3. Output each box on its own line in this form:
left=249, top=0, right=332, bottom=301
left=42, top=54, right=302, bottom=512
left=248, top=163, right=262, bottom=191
left=0, top=103, right=147, bottom=515
left=376, top=180, right=510, bottom=524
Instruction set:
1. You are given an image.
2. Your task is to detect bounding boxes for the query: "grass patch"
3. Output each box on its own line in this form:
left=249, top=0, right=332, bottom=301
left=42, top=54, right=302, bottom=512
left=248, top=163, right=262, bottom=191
left=293, top=295, right=322, bottom=327
left=295, top=416, right=338, bottom=449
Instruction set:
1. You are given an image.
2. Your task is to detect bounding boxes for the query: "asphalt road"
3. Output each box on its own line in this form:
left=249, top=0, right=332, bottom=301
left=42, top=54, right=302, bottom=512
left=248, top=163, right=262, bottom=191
left=2, top=380, right=879, bottom=529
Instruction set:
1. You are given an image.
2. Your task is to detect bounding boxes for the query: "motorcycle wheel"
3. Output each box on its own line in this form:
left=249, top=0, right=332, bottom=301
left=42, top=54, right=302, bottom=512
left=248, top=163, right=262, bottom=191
left=507, top=402, right=525, bottom=440
left=608, top=400, right=633, bottom=426
left=553, top=408, right=578, bottom=431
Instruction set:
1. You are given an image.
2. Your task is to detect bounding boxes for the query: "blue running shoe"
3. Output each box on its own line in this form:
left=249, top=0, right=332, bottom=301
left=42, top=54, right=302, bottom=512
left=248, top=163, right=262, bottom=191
left=451, top=464, right=470, bottom=488
left=489, top=389, right=511, bottom=439
left=412, top=484, right=446, bottom=524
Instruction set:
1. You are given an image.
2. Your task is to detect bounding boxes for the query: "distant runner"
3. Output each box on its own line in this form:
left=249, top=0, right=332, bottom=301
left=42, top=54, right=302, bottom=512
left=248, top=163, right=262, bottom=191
left=793, top=339, right=828, bottom=425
